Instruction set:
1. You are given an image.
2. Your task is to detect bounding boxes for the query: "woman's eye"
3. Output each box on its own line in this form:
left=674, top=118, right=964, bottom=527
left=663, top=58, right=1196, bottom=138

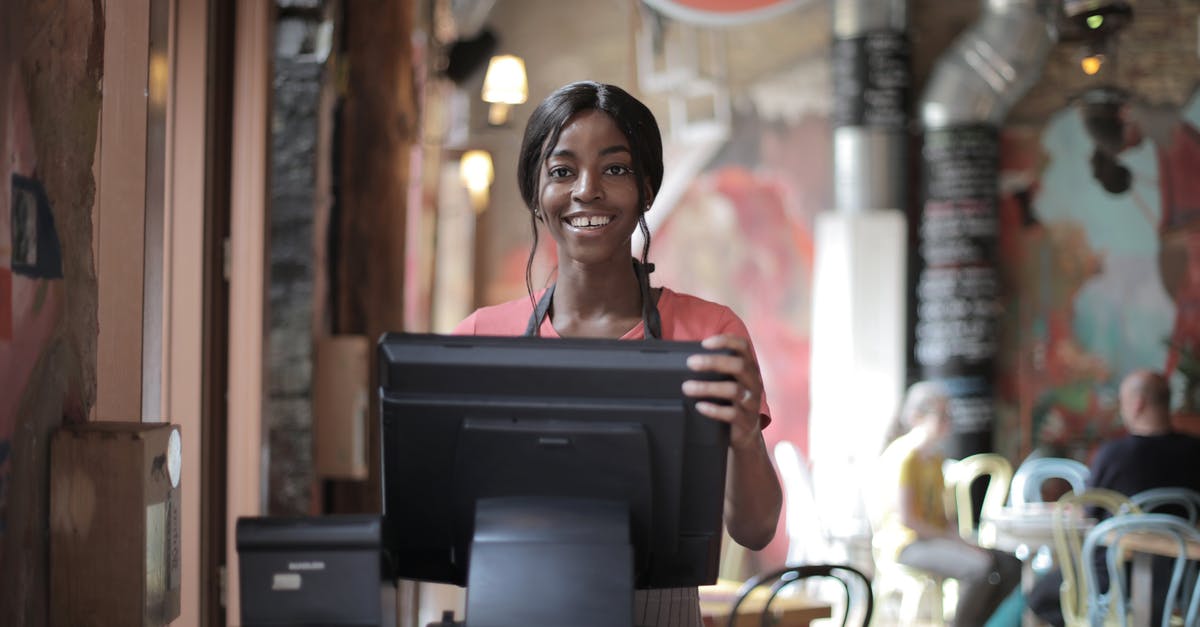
left=605, top=165, right=632, bottom=176
left=548, top=166, right=571, bottom=179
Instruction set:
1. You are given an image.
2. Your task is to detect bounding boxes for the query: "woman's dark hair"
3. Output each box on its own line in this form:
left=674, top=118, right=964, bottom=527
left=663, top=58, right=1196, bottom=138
left=515, top=81, right=665, bottom=300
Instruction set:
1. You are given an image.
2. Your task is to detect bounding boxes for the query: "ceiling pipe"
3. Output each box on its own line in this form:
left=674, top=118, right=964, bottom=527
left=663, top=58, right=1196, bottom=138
left=914, top=0, right=1057, bottom=458
left=922, top=0, right=1057, bottom=129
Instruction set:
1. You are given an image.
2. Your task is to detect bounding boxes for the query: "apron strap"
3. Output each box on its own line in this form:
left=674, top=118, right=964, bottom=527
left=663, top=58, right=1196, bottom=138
left=524, top=259, right=661, bottom=339
left=523, top=283, right=556, bottom=337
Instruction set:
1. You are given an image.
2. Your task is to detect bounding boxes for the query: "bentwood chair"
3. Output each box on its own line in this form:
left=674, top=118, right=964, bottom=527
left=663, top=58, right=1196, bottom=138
left=1131, top=487, right=1200, bottom=524
left=944, top=453, right=1014, bottom=547
left=727, top=563, right=874, bottom=627
left=1081, top=513, right=1200, bottom=627
left=1010, top=457, right=1090, bottom=508
left=1051, top=488, right=1141, bottom=627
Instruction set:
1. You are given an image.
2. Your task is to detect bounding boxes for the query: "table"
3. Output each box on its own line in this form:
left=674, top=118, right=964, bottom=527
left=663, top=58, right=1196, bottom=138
left=1109, top=528, right=1200, bottom=626
left=986, top=504, right=1094, bottom=627
left=699, top=580, right=833, bottom=627
left=987, top=503, right=1069, bottom=554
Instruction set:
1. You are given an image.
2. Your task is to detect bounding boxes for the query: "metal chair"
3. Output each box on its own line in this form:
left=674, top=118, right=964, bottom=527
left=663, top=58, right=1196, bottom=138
left=1131, top=487, right=1200, bottom=524
left=1081, top=513, right=1200, bottom=627
left=944, top=453, right=1014, bottom=547
left=1010, top=456, right=1090, bottom=508
left=727, top=563, right=874, bottom=627
left=1051, top=488, right=1141, bottom=627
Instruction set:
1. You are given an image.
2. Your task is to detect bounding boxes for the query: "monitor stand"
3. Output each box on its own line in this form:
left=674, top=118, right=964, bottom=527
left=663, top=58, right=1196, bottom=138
left=465, top=496, right=633, bottom=627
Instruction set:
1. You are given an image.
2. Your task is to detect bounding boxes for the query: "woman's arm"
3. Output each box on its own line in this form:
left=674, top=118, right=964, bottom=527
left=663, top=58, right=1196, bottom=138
left=682, top=334, right=782, bottom=550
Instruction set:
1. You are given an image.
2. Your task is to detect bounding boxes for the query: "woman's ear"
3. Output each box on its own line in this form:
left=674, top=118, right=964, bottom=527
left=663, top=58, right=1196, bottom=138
left=643, top=181, right=654, bottom=212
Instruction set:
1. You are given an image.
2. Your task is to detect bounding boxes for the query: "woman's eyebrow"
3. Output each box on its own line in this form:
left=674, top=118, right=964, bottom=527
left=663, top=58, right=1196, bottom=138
left=548, top=145, right=631, bottom=159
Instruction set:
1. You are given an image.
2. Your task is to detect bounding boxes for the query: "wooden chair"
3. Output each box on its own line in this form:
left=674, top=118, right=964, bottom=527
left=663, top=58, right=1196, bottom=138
left=727, top=563, right=873, bottom=627
left=1081, top=513, right=1200, bottom=627
left=944, top=453, right=1013, bottom=547
left=1051, top=488, right=1140, bottom=627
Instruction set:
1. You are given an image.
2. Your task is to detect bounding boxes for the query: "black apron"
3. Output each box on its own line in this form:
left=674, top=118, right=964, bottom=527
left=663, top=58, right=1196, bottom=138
left=523, top=259, right=662, bottom=340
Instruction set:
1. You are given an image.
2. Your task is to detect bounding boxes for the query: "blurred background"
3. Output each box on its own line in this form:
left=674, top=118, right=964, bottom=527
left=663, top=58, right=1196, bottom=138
left=2, top=0, right=1200, bottom=624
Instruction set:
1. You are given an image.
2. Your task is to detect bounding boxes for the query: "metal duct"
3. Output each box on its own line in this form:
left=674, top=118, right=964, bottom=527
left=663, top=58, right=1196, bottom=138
left=832, top=0, right=909, bottom=213
left=921, top=0, right=1056, bottom=129
left=914, top=0, right=1056, bottom=458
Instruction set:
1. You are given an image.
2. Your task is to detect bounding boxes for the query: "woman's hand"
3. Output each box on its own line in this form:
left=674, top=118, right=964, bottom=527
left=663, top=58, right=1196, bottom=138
left=681, top=334, right=765, bottom=451
left=683, top=333, right=780, bottom=549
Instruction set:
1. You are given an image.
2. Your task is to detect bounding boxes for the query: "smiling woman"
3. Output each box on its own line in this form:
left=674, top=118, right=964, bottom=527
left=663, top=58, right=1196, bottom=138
left=451, top=81, right=783, bottom=627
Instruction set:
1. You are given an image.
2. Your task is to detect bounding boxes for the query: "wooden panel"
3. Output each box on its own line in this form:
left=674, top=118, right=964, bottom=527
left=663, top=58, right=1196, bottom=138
left=225, top=1, right=272, bottom=624
left=165, top=0, right=209, bottom=624
left=95, top=0, right=150, bottom=420
left=335, top=0, right=416, bottom=513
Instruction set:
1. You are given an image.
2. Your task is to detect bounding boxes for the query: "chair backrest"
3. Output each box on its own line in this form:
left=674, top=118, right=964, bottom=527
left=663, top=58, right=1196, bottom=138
left=1130, top=487, right=1200, bottom=524
left=727, top=563, right=874, bottom=627
left=1011, top=457, right=1090, bottom=507
left=774, top=441, right=827, bottom=566
left=1080, top=513, right=1200, bottom=627
left=1051, top=488, right=1140, bottom=627
left=943, top=453, right=1014, bottom=544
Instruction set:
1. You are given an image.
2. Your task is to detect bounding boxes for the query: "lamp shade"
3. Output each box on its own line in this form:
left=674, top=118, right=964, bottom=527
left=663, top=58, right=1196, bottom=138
left=481, top=55, right=528, bottom=105
left=459, top=150, right=494, bottom=212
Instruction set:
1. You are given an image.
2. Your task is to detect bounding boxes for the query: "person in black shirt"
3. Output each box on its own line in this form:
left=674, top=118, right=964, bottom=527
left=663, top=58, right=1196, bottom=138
left=1028, top=370, right=1200, bottom=626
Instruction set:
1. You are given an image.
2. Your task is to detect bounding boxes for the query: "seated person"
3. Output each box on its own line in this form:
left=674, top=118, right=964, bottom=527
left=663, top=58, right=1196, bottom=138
left=872, top=381, right=1022, bottom=627
left=1027, top=370, right=1200, bottom=626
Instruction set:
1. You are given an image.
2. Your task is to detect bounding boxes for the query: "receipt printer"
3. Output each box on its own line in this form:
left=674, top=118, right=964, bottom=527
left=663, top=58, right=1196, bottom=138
left=237, top=514, right=385, bottom=626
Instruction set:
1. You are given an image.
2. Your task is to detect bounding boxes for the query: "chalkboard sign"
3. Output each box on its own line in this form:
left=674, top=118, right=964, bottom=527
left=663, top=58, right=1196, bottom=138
left=915, top=125, right=999, bottom=457
left=832, top=31, right=910, bottom=130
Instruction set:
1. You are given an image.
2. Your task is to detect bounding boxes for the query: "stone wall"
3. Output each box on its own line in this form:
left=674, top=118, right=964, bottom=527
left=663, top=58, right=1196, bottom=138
left=266, top=3, right=327, bottom=515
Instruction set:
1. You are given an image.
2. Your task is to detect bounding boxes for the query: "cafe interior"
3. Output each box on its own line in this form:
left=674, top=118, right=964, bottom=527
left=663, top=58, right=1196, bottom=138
left=4, top=0, right=1200, bottom=625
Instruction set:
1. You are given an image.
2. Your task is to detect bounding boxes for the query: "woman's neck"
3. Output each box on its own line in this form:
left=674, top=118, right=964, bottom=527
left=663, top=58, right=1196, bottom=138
left=550, top=256, right=644, bottom=337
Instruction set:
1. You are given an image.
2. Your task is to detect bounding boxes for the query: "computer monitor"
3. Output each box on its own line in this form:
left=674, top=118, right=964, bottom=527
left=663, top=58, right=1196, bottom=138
left=378, top=332, right=732, bottom=625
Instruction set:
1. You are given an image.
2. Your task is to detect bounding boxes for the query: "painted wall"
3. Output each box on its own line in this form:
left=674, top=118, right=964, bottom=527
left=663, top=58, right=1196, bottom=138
left=994, top=3, right=1200, bottom=464
left=0, top=1, right=102, bottom=623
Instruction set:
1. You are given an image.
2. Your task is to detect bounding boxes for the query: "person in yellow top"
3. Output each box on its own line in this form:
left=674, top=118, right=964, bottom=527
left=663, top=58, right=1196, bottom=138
left=872, top=381, right=1021, bottom=626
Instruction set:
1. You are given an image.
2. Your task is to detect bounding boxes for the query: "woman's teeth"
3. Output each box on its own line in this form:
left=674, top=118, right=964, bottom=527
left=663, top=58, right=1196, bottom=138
left=568, top=215, right=613, bottom=228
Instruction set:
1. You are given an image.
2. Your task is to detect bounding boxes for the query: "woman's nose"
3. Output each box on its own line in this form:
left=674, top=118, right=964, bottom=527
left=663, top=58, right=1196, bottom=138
left=572, top=170, right=602, bottom=201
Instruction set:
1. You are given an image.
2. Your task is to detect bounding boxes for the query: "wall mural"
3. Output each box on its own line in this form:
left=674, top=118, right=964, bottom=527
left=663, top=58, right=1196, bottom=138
left=653, top=109, right=831, bottom=565
left=0, top=63, right=66, bottom=554
left=998, top=85, right=1200, bottom=462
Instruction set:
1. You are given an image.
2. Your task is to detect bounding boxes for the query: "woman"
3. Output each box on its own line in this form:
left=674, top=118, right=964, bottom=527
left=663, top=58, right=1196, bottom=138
left=453, top=81, right=782, bottom=625
left=873, top=381, right=1021, bottom=626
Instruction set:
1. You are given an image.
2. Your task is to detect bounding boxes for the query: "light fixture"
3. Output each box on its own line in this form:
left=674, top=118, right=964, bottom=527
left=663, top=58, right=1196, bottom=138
left=481, top=54, right=527, bottom=126
left=459, top=150, right=494, bottom=213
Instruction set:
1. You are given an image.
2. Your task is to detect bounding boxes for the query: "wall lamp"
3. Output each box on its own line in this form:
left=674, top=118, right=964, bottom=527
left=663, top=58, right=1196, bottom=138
left=459, top=150, right=494, bottom=213
left=481, top=54, right=527, bottom=126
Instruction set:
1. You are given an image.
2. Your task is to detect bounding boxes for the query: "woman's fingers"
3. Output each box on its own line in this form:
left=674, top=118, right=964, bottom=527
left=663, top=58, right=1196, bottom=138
left=681, top=379, right=758, bottom=407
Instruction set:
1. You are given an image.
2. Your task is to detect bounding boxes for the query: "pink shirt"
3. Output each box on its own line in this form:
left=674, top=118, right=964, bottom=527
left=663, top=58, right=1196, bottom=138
left=454, top=287, right=772, bottom=425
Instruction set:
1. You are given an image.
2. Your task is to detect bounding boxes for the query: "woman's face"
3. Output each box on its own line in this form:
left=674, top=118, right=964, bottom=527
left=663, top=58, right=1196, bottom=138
left=538, top=109, right=644, bottom=268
